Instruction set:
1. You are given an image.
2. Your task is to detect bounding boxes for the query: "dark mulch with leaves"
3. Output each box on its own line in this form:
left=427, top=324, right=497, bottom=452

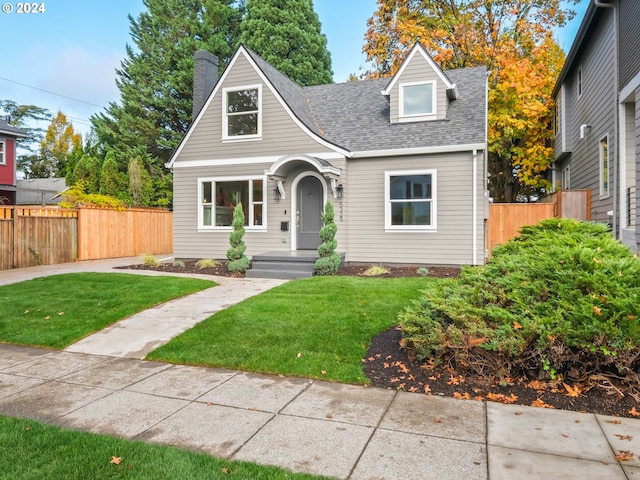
left=120, top=260, right=639, bottom=418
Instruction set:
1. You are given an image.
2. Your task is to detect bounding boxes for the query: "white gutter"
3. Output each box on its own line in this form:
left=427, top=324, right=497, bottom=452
left=350, top=143, right=486, bottom=159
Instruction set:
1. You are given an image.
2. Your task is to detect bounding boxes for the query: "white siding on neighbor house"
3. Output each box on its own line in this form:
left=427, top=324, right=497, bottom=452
left=564, top=8, right=616, bottom=224
left=173, top=158, right=348, bottom=260
left=388, top=55, right=449, bottom=124
left=343, top=151, right=485, bottom=266
left=174, top=54, right=333, bottom=163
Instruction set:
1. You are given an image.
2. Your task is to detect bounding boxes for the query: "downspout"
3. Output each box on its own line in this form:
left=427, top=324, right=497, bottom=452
left=595, top=0, right=618, bottom=234
left=473, top=149, right=478, bottom=265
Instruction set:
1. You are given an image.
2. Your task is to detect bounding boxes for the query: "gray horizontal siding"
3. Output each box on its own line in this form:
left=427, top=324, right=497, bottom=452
left=343, top=152, right=485, bottom=265
left=619, top=0, right=640, bottom=90
left=175, top=54, right=332, bottom=163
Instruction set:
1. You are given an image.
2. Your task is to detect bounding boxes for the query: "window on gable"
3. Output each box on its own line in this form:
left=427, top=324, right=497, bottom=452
left=0, top=141, right=4, bottom=165
left=223, top=85, right=261, bottom=139
left=385, top=170, right=436, bottom=230
left=400, top=82, right=435, bottom=121
left=200, top=177, right=265, bottom=229
left=599, top=135, right=609, bottom=198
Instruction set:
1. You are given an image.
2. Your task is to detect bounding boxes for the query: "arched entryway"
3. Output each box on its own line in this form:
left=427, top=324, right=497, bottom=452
left=296, top=175, right=323, bottom=250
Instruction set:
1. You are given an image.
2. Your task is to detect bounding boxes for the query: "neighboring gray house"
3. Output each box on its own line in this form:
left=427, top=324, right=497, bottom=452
left=552, top=0, right=640, bottom=252
left=16, top=178, right=67, bottom=206
left=167, top=43, right=488, bottom=271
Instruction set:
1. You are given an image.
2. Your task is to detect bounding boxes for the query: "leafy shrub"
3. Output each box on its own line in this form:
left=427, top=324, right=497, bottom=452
left=59, top=182, right=126, bottom=210
left=195, top=258, right=219, bottom=269
left=172, top=260, right=185, bottom=268
left=400, top=218, right=640, bottom=391
left=314, top=202, right=341, bottom=275
left=142, top=254, right=159, bottom=267
left=226, top=204, right=249, bottom=273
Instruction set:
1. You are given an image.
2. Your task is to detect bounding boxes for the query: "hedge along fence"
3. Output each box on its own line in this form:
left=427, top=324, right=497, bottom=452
left=0, top=206, right=172, bottom=270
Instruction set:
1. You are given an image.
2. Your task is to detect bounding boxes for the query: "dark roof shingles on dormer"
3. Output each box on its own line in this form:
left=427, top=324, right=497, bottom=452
left=244, top=46, right=486, bottom=154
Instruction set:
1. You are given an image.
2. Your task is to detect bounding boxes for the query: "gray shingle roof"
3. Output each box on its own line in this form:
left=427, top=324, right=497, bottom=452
left=0, top=119, right=29, bottom=138
left=244, top=46, right=486, bottom=153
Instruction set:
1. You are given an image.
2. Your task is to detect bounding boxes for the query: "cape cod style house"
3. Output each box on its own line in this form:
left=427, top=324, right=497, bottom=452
left=0, top=119, right=29, bottom=205
left=552, top=0, right=640, bottom=252
left=167, top=44, right=488, bottom=276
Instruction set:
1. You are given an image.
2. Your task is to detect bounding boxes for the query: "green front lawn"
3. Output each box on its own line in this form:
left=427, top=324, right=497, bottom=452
left=147, top=276, right=431, bottom=384
left=0, top=415, right=325, bottom=480
left=0, top=273, right=214, bottom=348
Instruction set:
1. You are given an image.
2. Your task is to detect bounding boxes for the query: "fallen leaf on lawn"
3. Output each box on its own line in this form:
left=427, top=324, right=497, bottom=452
left=513, top=321, right=523, bottom=330
left=296, top=352, right=302, bottom=358
left=58, top=312, right=64, bottom=316
left=110, top=456, right=122, bottom=465
left=486, top=392, right=518, bottom=404
left=25, top=427, right=31, bottom=431
left=629, top=407, right=640, bottom=417
left=222, top=467, right=229, bottom=474
left=44, top=316, right=51, bottom=320
left=531, top=398, right=555, bottom=409
left=593, top=305, right=602, bottom=316
left=321, top=370, right=326, bottom=375
left=615, top=451, right=634, bottom=462
left=616, top=434, right=633, bottom=441
left=24, top=310, right=29, bottom=314
left=563, top=383, right=582, bottom=397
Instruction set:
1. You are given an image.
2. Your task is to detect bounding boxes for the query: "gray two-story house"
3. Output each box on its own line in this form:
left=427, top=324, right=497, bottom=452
left=168, top=43, right=488, bottom=273
left=552, top=0, right=639, bottom=252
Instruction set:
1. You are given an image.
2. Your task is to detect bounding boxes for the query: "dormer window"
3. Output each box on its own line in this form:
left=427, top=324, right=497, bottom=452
left=399, top=81, right=436, bottom=122
left=223, top=84, right=262, bottom=140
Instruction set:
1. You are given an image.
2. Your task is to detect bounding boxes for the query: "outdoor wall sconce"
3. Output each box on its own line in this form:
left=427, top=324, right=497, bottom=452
left=273, top=180, right=285, bottom=200
left=331, top=178, right=343, bottom=199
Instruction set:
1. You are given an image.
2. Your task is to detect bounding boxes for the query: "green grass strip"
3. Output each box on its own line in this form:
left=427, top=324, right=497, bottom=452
left=148, top=276, right=431, bottom=384
left=0, top=273, right=215, bottom=349
left=0, top=415, right=325, bottom=479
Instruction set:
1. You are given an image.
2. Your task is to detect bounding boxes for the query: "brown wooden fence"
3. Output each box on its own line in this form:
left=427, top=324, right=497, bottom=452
left=487, top=190, right=591, bottom=250
left=0, top=206, right=172, bottom=270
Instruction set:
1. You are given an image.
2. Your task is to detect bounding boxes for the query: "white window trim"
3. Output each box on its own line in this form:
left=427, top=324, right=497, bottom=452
left=197, top=175, right=267, bottom=231
left=0, top=140, right=5, bottom=165
left=561, top=164, right=570, bottom=190
left=599, top=134, right=610, bottom=199
left=384, top=169, right=437, bottom=232
left=553, top=93, right=560, bottom=138
left=398, top=81, right=437, bottom=122
left=222, top=84, right=262, bottom=142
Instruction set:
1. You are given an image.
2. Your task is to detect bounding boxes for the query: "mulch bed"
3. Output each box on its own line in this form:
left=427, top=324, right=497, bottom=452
left=119, top=260, right=640, bottom=418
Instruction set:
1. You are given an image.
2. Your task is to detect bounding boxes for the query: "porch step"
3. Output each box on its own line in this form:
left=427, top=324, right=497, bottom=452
left=246, top=251, right=345, bottom=279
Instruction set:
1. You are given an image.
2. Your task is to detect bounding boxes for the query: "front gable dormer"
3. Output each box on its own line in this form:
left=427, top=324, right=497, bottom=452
left=382, top=43, right=458, bottom=124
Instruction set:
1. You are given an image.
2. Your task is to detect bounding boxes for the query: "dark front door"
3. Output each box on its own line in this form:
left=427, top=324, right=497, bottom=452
left=297, top=176, right=323, bottom=250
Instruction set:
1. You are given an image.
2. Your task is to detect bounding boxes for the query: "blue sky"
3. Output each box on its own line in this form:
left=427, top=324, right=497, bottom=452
left=0, top=0, right=587, bottom=138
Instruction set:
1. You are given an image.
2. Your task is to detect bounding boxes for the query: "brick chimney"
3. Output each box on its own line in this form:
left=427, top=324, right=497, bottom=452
left=192, top=50, right=219, bottom=120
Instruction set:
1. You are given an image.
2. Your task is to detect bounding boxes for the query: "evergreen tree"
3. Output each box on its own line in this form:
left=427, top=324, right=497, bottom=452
left=100, top=151, right=128, bottom=198
left=73, top=155, right=102, bottom=194
left=314, top=202, right=341, bottom=275
left=226, top=203, right=250, bottom=273
left=240, top=0, right=333, bottom=86
left=91, top=0, right=241, bottom=166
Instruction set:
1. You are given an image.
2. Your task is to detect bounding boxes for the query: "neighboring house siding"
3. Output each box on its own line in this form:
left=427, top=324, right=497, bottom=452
left=345, top=151, right=484, bottom=265
left=564, top=8, right=616, bottom=223
left=173, top=158, right=348, bottom=259
left=636, top=93, right=640, bottom=242
left=388, top=56, right=449, bottom=123
left=0, top=137, right=15, bottom=185
left=619, top=0, right=640, bottom=89
left=174, top=55, right=332, bottom=163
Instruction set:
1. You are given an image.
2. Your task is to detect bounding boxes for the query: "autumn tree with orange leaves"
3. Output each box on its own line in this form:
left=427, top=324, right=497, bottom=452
left=364, top=0, right=577, bottom=202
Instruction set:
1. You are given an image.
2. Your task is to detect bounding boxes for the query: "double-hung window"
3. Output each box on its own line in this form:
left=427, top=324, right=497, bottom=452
left=0, top=141, right=4, bottom=165
left=199, top=177, right=265, bottom=229
left=385, top=170, right=436, bottom=230
left=223, top=85, right=261, bottom=140
left=399, top=81, right=436, bottom=122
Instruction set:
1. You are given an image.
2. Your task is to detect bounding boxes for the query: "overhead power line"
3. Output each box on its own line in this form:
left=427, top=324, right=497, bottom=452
left=0, top=76, right=105, bottom=108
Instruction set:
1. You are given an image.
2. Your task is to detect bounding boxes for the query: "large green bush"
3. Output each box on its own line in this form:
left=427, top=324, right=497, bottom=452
left=401, top=218, right=640, bottom=388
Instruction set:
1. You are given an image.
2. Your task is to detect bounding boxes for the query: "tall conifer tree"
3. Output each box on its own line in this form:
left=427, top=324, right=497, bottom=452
left=239, top=0, right=333, bottom=86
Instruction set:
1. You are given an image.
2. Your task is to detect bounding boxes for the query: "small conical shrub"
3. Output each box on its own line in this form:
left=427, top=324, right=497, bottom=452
left=226, top=203, right=250, bottom=272
left=314, top=201, right=341, bottom=275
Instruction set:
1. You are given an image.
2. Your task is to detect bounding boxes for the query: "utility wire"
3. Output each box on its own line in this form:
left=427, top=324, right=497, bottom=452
left=0, top=76, right=105, bottom=108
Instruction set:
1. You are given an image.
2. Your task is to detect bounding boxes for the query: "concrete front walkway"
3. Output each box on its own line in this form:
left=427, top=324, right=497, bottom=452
left=1, top=258, right=640, bottom=478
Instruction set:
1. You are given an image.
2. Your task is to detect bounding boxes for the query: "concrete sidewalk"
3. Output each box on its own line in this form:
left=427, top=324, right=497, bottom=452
left=1, top=258, right=640, bottom=478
